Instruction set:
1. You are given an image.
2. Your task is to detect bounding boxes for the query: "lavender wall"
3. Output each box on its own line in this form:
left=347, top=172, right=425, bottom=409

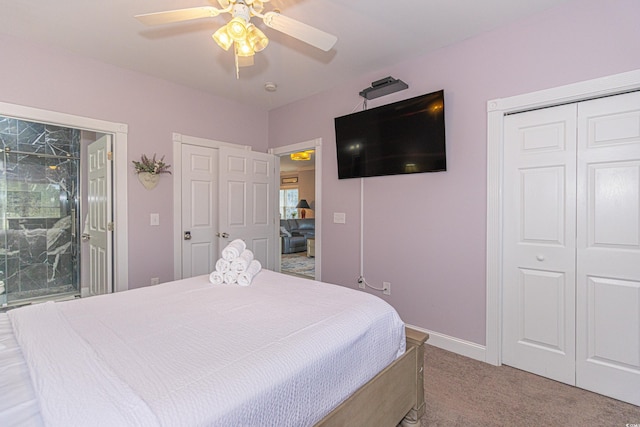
left=0, top=34, right=268, bottom=290
left=268, top=0, right=640, bottom=345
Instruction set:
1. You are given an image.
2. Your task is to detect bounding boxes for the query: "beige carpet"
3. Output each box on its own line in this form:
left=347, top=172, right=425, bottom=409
left=421, top=345, right=640, bottom=427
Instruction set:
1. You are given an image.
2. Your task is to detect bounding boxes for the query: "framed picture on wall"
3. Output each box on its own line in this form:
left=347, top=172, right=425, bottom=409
left=281, top=177, right=298, bottom=184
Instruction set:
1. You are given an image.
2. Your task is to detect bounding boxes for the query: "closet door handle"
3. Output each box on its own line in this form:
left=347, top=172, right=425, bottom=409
left=184, top=231, right=192, bottom=240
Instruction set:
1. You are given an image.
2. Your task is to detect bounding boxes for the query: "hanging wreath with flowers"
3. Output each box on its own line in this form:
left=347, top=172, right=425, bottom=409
left=133, top=154, right=171, bottom=190
left=132, top=154, right=171, bottom=175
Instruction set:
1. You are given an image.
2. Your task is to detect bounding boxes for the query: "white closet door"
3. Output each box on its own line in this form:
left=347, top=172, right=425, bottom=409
left=181, top=144, right=218, bottom=278
left=503, top=104, right=578, bottom=385
left=576, top=91, right=640, bottom=405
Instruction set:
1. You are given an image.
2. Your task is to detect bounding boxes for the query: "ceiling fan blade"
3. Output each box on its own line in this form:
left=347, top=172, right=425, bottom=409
left=262, top=11, right=337, bottom=51
left=135, top=7, right=221, bottom=26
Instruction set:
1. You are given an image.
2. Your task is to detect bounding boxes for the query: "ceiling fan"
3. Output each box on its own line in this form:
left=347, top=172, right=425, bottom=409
left=135, top=0, right=338, bottom=78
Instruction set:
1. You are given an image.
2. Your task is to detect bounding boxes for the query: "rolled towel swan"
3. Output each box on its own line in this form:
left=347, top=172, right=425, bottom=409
left=222, top=239, right=246, bottom=261
left=224, top=270, right=238, bottom=285
left=215, top=258, right=230, bottom=273
left=237, top=260, right=262, bottom=287
left=209, top=271, right=224, bottom=285
left=230, top=249, right=254, bottom=273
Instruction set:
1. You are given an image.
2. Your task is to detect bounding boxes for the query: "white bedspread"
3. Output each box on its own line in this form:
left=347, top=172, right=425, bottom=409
left=7, top=270, right=405, bottom=426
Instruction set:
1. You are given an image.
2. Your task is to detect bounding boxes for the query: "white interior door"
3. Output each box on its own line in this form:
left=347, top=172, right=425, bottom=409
left=87, top=135, right=112, bottom=296
left=575, top=91, right=640, bottom=405
left=503, top=104, right=578, bottom=385
left=219, top=147, right=277, bottom=270
left=181, top=144, right=218, bottom=278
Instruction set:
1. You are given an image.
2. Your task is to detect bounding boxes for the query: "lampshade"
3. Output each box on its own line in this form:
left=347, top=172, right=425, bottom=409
left=213, top=26, right=233, bottom=50
left=227, top=17, right=248, bottom=41
left=296, top=199, right=311, bottom=209
left=235, top=40, right=254, bottom=57
left=247, top=24, right=269, bottom=52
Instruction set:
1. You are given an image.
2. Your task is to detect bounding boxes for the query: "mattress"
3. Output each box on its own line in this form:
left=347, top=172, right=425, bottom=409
left=0, top=313, right=43, bottom=427
left=0, top=270, right=405, bottom=426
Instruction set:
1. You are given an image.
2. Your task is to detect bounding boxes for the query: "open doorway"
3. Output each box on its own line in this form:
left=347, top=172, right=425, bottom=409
left=270, top=139, right=321, bottom=281
left=0, top=101, right=129, bottom=309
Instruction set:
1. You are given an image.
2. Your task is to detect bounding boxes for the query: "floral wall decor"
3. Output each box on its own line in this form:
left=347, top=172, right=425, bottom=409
left=133, top=154, right=171, bottom=190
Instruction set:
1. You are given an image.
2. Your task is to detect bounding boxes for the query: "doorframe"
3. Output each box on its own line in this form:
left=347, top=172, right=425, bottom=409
left=485, top=69, right=640, bottom=365
left=0, top=101, right=129, bottom=292
left=269, top=138, right=322, bottom=282
left=171, top=133, right=251, bottom=280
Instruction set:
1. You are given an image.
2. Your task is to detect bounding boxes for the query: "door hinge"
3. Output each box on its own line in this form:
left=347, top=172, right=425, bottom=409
left=107, top=222, right=114, bottom=231
left=107, top=151, right=113, bottom=161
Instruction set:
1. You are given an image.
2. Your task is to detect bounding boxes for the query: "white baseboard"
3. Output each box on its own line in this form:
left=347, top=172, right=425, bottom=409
left=406, top=324, right=487, bottom=363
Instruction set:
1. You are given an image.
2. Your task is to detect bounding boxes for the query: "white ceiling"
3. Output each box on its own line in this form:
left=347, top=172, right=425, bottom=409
left=0, top=0, right=569, bottom=110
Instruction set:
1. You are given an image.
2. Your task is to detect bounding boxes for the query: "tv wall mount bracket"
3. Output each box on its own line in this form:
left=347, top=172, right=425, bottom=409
left=359, top=76, right=408, bottom=100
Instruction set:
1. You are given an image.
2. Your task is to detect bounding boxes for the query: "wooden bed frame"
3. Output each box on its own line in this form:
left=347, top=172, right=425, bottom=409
left=317, top=327, right=429, bottom=427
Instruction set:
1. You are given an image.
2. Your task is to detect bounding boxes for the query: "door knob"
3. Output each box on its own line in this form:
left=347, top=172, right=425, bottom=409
left=184, top=231, right=192, bottom=240
left=536, top=255, right=545, bottom=261
left=216, top=232, right=229, bottom=239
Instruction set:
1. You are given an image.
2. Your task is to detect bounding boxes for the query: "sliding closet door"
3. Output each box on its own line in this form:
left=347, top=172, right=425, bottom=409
left=504, top=91, right=640, bottom=405
left=502, top=104, right=578, bottom=385
left=576, top=91, right=640, bottom=405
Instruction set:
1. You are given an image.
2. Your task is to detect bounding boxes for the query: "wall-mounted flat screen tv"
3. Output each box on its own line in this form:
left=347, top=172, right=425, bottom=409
left=334, top=90, right=446, bottom=179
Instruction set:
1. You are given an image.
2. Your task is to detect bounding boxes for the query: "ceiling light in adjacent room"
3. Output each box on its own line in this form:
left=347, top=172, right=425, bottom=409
left=290, top=150, right=314, bottom=161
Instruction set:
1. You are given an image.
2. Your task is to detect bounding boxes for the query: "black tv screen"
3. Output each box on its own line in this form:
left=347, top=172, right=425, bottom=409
left=334, top=90, right=446, bottom=179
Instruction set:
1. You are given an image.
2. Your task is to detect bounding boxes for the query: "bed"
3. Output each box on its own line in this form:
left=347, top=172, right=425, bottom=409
left=0, top=269, right=427, bottom=426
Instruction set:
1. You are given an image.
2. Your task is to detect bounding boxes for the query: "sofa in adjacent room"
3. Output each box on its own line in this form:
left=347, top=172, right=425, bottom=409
left=280, top=218, right=315, bottom=254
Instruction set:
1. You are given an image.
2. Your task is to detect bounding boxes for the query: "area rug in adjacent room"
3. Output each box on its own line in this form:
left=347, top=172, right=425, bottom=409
left=281, top=252, right=315, bottom=278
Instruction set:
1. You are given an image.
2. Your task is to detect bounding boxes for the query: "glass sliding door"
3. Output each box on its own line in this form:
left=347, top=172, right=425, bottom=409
left=0, top=117, right=81, bottom=306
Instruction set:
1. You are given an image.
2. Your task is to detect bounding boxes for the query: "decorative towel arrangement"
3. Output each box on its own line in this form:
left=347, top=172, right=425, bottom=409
left=230, top=249, right=254, bottom=273
left=210, top=239, right=262, bottom=286
left=238, top=260, right=262, bottom=287
left=222, top=239, right=246, bottom=261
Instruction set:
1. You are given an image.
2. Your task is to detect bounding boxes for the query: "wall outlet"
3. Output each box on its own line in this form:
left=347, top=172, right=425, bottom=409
left=383, top=281, right=391, bottom=295
left=151, top=277, right=159, bottom=285
left=357, top=276, right=365, bottom=289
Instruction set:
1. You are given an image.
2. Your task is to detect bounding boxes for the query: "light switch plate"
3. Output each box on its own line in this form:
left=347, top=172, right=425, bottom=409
left=150, top=213, right=160, bottom=226
left=333, top=212, right=346, bottom=224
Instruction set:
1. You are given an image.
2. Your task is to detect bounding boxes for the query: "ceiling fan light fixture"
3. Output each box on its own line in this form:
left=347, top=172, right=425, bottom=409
left=227, top=17, right=248, bottom=41
left=213, top=26, right=233, bottom=50
left=249, top=1, right=264, bottom=14
left=236, top=55, right=254, bottom=68
left=235, top=40, right=254, bottom=57
left=135, top=0, right=338, bottom=79
left=247, top=24, right=269, bottom=52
